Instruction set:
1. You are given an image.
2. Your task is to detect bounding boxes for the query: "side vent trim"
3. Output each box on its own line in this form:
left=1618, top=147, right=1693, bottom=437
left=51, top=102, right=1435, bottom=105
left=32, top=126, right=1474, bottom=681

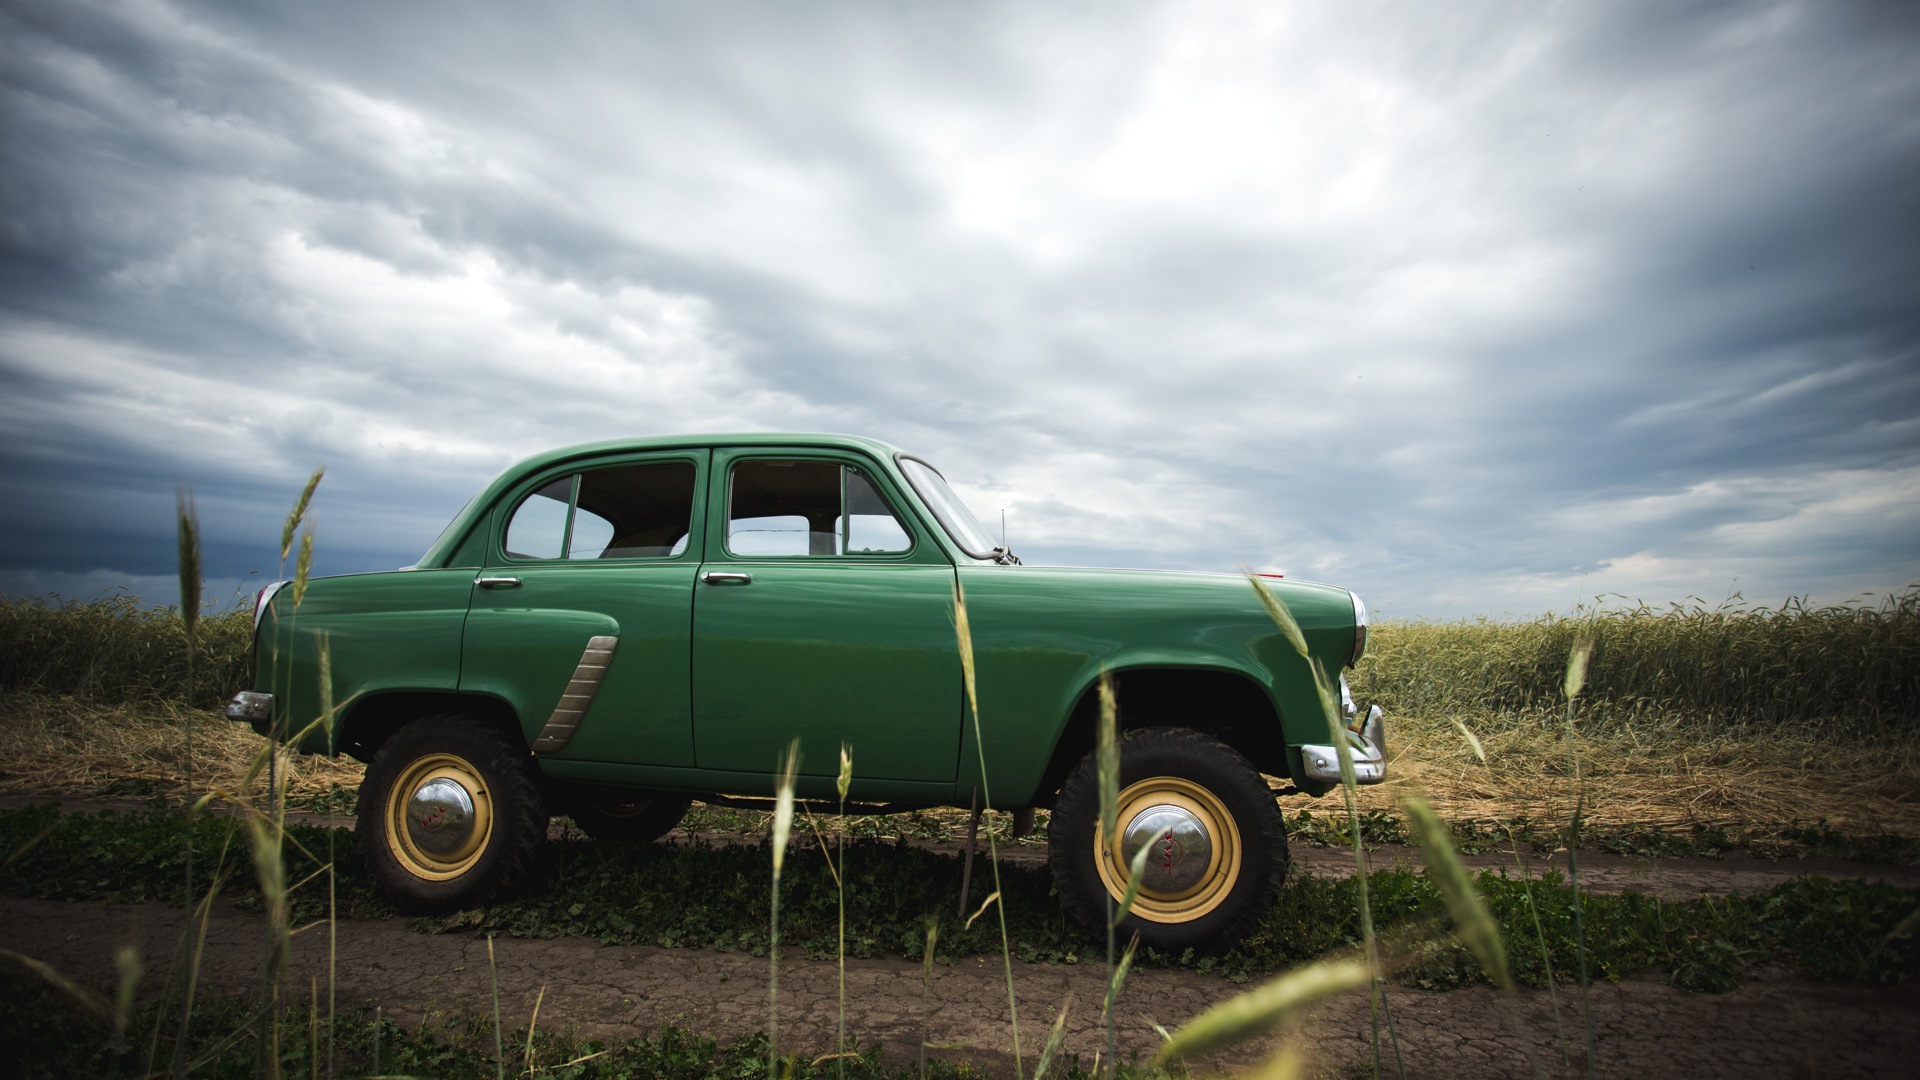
left=531, top=635, right=619, bottom=755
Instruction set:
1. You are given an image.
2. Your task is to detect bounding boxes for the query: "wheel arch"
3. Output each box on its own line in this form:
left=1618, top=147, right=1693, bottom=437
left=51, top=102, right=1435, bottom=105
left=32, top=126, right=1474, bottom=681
left=336, top=691, right=527, bottom=763
left=1027, top=664, right=1288, bottom=808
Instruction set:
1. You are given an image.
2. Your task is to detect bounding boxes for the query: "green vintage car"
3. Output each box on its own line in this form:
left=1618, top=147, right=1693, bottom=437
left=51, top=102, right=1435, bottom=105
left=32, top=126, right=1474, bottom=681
left=227, top=433, right=1384, bottom=949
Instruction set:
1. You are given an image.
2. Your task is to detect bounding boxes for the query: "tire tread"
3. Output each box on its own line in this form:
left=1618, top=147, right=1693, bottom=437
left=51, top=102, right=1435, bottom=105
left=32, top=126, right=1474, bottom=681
left=357, top=714, right=547, bottom=912
left=1048, top=726, right=1288, bottom=951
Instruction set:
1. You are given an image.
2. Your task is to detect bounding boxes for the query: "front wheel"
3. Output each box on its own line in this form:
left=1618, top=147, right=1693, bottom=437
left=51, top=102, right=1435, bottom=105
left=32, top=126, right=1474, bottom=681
left=357, top=715, right=548, bottom=911
left=1048, top=727, right=1288, bottom=952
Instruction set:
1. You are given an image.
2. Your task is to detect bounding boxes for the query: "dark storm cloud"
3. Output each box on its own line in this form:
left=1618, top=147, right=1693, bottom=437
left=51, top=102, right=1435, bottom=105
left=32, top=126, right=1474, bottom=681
left=1, top=0, right=1915, bottom=617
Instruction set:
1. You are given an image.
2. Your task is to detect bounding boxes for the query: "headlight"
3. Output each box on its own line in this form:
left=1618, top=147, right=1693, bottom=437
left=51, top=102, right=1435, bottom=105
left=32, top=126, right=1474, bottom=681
left=1349, top=590, right=1369, bottom=665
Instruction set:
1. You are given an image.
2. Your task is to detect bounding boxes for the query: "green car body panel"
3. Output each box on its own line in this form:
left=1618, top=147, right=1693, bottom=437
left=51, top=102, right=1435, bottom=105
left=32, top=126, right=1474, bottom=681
left=237, top=433, right=1379, bottom=807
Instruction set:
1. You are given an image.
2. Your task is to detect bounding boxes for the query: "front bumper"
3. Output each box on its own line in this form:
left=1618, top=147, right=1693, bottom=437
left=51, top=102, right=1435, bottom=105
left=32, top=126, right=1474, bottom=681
left=1299, top=704, right=1387, bottom=785
left=225, top=690, right=273, bottom=724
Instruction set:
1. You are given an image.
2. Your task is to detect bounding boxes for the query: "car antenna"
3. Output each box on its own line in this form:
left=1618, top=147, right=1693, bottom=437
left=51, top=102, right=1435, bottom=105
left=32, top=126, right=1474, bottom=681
left=991, top=508, right=1020, bottom=565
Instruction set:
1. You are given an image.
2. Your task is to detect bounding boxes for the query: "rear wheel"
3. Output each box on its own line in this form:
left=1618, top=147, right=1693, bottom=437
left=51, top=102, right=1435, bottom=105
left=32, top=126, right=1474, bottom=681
left=560, top=790, right=692, bottom=845
left=357, top=715, right=547, bottom=911
left=1049, top=727, right=1288, bottom=951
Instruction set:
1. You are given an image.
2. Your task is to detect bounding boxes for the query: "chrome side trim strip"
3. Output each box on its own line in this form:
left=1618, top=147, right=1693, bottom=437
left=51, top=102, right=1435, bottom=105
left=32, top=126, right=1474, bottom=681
left=531, top=635, right=619, bottom=755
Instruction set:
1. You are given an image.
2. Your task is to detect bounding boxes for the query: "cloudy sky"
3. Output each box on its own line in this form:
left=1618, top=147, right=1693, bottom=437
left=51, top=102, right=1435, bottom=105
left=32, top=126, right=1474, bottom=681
left=2, top=0, right=1916, bottom=620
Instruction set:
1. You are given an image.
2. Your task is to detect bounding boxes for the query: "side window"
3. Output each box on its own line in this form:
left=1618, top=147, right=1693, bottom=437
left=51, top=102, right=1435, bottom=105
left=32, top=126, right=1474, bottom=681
left=575, top=464, right=696, bottom=558
left=728, top=461, right=911, bottom=557
left=566, top=506, right=617, bottom=559
left=503, top=461, right=697, bottom=561
left=841, top=469, right=912, bottom=553
left=505, top=477, right=571, bottom=559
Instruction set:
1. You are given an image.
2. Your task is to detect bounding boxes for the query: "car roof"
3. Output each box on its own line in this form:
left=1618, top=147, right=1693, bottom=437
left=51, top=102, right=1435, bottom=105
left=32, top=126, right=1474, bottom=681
left=508, top=432, right=909, bottom=472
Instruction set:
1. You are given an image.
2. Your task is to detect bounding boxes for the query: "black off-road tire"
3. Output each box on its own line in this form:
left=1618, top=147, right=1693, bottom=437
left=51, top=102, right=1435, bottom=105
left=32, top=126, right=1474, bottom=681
left=559, top=790, right=693, bottom=845
left=1048, top=727, right=1289, bottom=952
left=357, top=715, right=548, bottom=912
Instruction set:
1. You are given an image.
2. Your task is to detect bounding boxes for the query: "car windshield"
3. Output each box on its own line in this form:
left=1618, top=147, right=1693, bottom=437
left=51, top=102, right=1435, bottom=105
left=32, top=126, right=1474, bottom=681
left=899, top=457, right=999, bottom=558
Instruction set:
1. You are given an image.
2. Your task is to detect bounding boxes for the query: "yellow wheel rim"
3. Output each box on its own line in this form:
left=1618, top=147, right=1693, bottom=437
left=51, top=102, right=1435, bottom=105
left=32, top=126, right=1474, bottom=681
left=384, top=752, right=494, bottom=881
left=1094, top=776, right=1242, bottom=924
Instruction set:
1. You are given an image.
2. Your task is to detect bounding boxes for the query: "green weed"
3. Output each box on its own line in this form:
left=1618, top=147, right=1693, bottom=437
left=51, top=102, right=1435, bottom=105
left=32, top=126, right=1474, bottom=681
left=12, top=802, right=1910, bottom=993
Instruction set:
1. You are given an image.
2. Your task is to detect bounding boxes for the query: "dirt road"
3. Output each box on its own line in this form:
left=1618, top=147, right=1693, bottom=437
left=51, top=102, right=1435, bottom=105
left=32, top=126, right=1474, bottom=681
left=916, top=834, right=1920, bottom=901
left=4, top=894, right=1915, bottom=1079
left=5, top=814, right=1918, bottom=1080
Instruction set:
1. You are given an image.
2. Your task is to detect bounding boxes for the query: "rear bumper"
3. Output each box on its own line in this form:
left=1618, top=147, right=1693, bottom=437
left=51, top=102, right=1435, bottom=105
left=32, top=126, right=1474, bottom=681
left=1299, top=704, right=1386, bottom=785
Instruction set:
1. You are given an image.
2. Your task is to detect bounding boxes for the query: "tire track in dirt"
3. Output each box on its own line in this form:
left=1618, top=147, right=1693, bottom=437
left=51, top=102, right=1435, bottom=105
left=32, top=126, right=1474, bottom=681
left=1287, top=844, right=1920, bottom=899
left=874, top=834, right=1920, bottom=900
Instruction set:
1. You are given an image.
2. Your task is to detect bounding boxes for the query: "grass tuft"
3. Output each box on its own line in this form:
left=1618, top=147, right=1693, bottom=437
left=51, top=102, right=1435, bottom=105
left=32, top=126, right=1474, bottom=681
left=769, top=738, right=801, bottom=1079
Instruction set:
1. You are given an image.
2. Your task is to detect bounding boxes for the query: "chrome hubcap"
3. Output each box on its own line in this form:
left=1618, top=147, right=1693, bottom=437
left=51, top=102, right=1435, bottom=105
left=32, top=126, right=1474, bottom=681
left=1119, top=803, right=1213, bottom=893
left=406, top=777, right=475, bottom=856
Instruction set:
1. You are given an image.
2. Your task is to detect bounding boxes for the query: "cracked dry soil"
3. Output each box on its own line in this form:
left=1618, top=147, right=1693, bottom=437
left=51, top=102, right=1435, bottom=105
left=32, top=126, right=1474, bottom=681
left=5, top=841, right=1918, bottom=1079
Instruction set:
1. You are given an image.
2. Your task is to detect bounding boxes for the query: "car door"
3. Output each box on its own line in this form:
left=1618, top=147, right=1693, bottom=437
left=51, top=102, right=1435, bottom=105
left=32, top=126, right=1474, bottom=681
left=460, top=450, right=708, bottom=767
left=690, top=448, right=962, bottom=782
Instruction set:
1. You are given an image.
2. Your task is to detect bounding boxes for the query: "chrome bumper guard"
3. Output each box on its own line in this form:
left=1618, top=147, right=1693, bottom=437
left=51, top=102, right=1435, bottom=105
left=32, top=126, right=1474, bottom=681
left=225, top=690, right=274, bottom=723
left=1300, top=705, right=1386, bottom=785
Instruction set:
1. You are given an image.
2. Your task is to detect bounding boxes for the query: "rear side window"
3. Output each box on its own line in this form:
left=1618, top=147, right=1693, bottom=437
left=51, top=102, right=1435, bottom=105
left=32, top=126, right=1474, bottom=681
left=728, top=461, right=910, bottom=557
left=504, top=461, right=697, bottom=560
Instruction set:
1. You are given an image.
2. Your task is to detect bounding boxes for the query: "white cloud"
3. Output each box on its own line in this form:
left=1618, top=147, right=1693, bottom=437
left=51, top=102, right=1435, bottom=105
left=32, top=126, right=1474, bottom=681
left=2, top=0, right=1916, bottom=618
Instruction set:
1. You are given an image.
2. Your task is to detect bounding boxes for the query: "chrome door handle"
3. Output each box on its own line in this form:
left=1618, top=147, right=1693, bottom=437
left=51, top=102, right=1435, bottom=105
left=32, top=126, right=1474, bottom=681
left=701, top=571, right=753, bottom=586
left=476, top=576, right=522, bottom=589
